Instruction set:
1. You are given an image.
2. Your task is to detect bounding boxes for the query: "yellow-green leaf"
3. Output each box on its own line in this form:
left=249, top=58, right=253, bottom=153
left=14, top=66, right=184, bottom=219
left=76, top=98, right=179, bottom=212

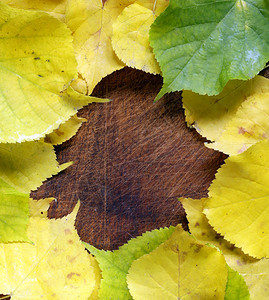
left=0, top=141, right=69, bottom=193
left=0, top=203, right=97, bottom=299
left=112, top=2, right=168, bottom=74
left=0, top=180, right=29, bottom=243
left=85, top=226, right=175, bottom=299
left=181, top=197, right=269, bottom=300
left=44, top=114, right=86, bottom=145
left=203, top=140, right=269, bottom=258
left=0, top=2, right=101, bottom=143
left=183, top=76, right=269, bottom=155
left=127, top=225, right=227, bottom=300
left=225, top=266, right=250, bottom=300
left=1, top=0, right=67, bottom=21
left=65, top=0, right=128, bottom=95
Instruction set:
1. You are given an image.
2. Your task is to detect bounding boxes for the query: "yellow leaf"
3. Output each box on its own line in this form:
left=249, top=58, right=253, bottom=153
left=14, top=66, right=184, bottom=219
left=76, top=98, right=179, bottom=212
left=127, top=225, right=227, bottom=300
left=44, top=114, right=86, bottom=145
left=183, top=76, right=269, bottom=155
left=0, top=3, right=101, bottom=143
left=204, top=140, right=269, bottom=258
left=112, top=1, right=168, bottom=74
left=0, top=203, right=97, bottom=299
left=65, top=0, right=128, bottom=95
left=0, top=141, right=68, bottom=193
left=29, top=198, right=55, bottom=218
left=180, top=197, right=269, bottom=300
left=1, top=0, right=67, bottom=21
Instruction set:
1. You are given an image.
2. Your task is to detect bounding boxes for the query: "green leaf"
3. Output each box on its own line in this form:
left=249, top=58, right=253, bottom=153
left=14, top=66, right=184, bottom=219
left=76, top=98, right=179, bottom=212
left=84, top=226, right=175, bottom=300
left=225, top=266, right=250, bottom=300
left=0, top=2, right=102, bottom=143
left=150, top=0, right=269, bottom=99
left=0, top=179, right=29, bottom=243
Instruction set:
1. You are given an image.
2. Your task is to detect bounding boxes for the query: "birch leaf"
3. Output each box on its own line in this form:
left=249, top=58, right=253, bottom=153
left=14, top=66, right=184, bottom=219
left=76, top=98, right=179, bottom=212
left=127, top=225, right=227, bottom=300
left=0, top=141, right=70, bottom=193
left=112, top=1, right=168, bottom=74
left=181, top=197, right=269, bottom=300
left=183, top=76, right=269, bottom=155
left=85, top=226, right=175, bottom=300
left=0, top=203, right=97, bottom=299
left=225, top=266, right=250, bottom=300
left=66, top=0, right=128, bottom=95
left=0, top=180, right=29, bottom=243
left=44, top=115, right=87, bottom=145
left=0, top=2, right=101, bottom=143
left=1, top=0, right=67, bottom=21
left=203, top=140, right=269, bottom=258
left=150, top=0, right=269, bottom=99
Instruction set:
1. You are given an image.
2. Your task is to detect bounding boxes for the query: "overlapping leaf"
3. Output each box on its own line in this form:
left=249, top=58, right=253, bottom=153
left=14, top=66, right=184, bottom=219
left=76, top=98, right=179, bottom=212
left=127, top=225, right=227, bottom=300
left=112, top=1, right=168, bottom=74
left=66, top=0, right=129, bottom=95
left=44, top=114, right=86, bottom=145
left=0, top=141, right=70, bottom=193
left=150, top=0, right=269, bottom=100
left=225, top=267, right=250, bottom=300
left=0, top=180, right=29, bottom=243
left=0, top=204, right=99, bottom=299
left=181, top=197, right=269, bottom=299
left=85, top=226, right=175, bottom=299
left=0, top=2, right=102, bottom=143
left=203, top=140, right=269, bottom=258
left=1, top=0, right=67, bottom=20
left=183, top=76, right=269, bottom=155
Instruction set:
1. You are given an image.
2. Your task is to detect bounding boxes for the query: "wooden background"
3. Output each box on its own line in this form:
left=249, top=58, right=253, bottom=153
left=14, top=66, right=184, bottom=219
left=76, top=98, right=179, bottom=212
left=32, top=68, right=227, bottom=250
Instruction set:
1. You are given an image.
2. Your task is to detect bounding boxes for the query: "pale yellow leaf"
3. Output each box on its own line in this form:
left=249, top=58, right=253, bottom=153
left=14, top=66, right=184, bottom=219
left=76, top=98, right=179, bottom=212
left=183, top=76, right=269, bottom=155
left=65, top=0, right=129, bottom=95
left=112, top=2, right=168, bottom=74
left=180, top=197, right=269, bottom=300
left=45, top=114, right=86, bottom=145
left=29, top=198, right=55, bottom=218
left=0, top=203, right=97, bottom=299
left=127, top=225, right=227, bottom=300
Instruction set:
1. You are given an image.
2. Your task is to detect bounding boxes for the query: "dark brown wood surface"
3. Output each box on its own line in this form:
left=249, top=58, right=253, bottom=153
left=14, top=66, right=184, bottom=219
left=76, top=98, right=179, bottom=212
left=32, top=68, right=227, bottom=250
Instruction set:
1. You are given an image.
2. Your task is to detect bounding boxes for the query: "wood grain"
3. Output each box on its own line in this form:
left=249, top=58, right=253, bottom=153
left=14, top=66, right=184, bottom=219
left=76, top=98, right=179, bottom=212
left=32, top=68, right=227, bottom=250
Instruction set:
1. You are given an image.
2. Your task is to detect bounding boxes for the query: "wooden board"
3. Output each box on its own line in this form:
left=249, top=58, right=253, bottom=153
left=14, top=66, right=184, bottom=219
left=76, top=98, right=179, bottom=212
left=32, top=68, right=227, bottom=250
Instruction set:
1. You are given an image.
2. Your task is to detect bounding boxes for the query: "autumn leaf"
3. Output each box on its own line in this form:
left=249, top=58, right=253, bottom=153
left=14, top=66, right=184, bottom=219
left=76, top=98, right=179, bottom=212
left=1, top=0, right=67, bottom=21
left=65, top=0, right=129, bottom=95
left=0, top=180, right=29, bottom=243
left=150, top=0, right=269, bottom=99
left=127, top=225, right=227, bottom=300
left=183, top=76, right=269, bottom=155
left=0, top=203, right=99, bottom=299
left=180, top=197, right=269, bottom=299
left=44, top=114, right=87, bottom=145
left=0, top=141, right=71, bottom=193
left=29, top=198, right=55, bottom=218
left=225, top=266, right=250, bottom=300
left=0, top=2, right=102, bottom=143
left=85, top=226, right=175, bottom=299
left=112, top=1, right=168, bottom=74
left=202, top=140, right=269, bottom=258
